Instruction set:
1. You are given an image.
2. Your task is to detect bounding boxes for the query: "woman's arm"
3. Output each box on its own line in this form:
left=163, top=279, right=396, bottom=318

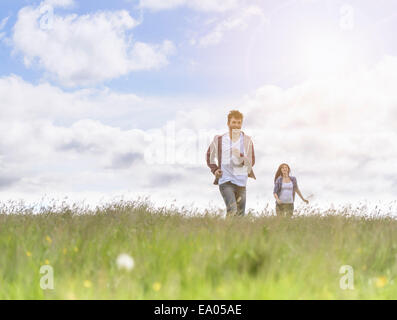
left=273, top=180, right=281, bottom=204
left=273, top=193, right=281, bottom=204
left=296, top=188, right=309, bottom=204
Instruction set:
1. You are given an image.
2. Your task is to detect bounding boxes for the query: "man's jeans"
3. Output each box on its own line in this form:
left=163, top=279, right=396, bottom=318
left=219, top=181, right=246, bottom=216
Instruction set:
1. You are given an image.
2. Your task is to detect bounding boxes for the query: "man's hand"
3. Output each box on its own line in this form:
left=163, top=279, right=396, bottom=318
left=214, top=169, right=223, bottom=178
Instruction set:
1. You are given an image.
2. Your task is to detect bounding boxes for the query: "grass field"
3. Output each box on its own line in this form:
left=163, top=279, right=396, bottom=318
left=1, top=198, right=396, bottom=299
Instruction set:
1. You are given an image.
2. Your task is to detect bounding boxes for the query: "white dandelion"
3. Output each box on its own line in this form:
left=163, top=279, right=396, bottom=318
left=116, top=253, right=135, bottom=271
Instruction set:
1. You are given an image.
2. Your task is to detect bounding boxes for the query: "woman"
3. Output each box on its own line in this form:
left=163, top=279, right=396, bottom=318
left=273, top=163, right=309, bottom=217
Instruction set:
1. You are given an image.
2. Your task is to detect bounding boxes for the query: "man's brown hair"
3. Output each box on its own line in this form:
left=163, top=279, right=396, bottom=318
left=227, top=110, right=243, bottom=124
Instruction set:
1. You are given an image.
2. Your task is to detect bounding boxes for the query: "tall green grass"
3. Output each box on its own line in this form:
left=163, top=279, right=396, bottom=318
left=0, top=198, right=396, bottom=299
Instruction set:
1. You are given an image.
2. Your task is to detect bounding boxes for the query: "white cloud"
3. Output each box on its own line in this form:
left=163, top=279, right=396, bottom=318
left=42, top=0, right=74, bottom=7
left=0, top=73, right=231, bottom=211
left=195, top=6, right=265, bottom=48
left=139, top=0, right=264, bottom=50
left=2, top=55, right=397, bottom=213
left=11, top=2, right=175, bottom=86
left=0, top=16, right=9, bottom=40
left=139, top=0, right=242, bottom=12
left=0, top=16, right=9, bottom=29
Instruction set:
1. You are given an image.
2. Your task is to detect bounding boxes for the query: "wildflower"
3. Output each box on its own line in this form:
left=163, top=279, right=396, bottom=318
left=26, top=251, right=32, bottom=257
left=116, top=253, right=134, bottom=271
left=45, top=236, right=52, bottom=244
left=63, top=248, right=67, bottom=255
left=375, top=277, right=388, bottom=288
left=216, top=286, right=225, bottom=295
left=153, top=282, right=161, bottom=292
left=74, top=247, right=79, bottom=252
left=67, top=292, right=76, bottom=300
left=83, top=280, right=92, bottom=288
left=45, top=259, right=50, bottom=265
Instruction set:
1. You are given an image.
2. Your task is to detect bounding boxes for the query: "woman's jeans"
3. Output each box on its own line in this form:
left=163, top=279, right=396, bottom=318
left=219, top=181, right=246, bottom=216
left=276, top=203, right=294, bottom=217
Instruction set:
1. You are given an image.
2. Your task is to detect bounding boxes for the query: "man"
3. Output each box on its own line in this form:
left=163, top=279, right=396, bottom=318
left=206, top=110, right=256, bottom=217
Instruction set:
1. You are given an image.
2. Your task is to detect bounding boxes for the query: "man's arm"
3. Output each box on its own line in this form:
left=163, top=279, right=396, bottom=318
left=251, top=140, right=255, bottom=167
left=206, top=138, right=219, bottom=175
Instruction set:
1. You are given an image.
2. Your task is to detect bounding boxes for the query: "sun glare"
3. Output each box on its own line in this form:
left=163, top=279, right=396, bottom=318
left=296, top=32, right=362, bottom=78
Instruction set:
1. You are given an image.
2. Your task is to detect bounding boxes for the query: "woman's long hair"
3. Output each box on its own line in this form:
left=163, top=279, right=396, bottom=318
left=274, top=163, right=291, bottom=183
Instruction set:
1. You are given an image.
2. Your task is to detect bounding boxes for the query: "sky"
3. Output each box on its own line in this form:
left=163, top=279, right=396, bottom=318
left=1, top=0, right=397, bottom=215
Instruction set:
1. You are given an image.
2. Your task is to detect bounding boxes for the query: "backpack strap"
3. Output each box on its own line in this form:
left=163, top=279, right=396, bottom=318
left=217, top=135, right=222, bottom=169
left=240, top=132, right=244, bottom=156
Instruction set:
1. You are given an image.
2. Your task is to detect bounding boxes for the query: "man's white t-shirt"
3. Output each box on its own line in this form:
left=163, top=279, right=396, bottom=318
left=218, top=132, right=249, bottom=187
